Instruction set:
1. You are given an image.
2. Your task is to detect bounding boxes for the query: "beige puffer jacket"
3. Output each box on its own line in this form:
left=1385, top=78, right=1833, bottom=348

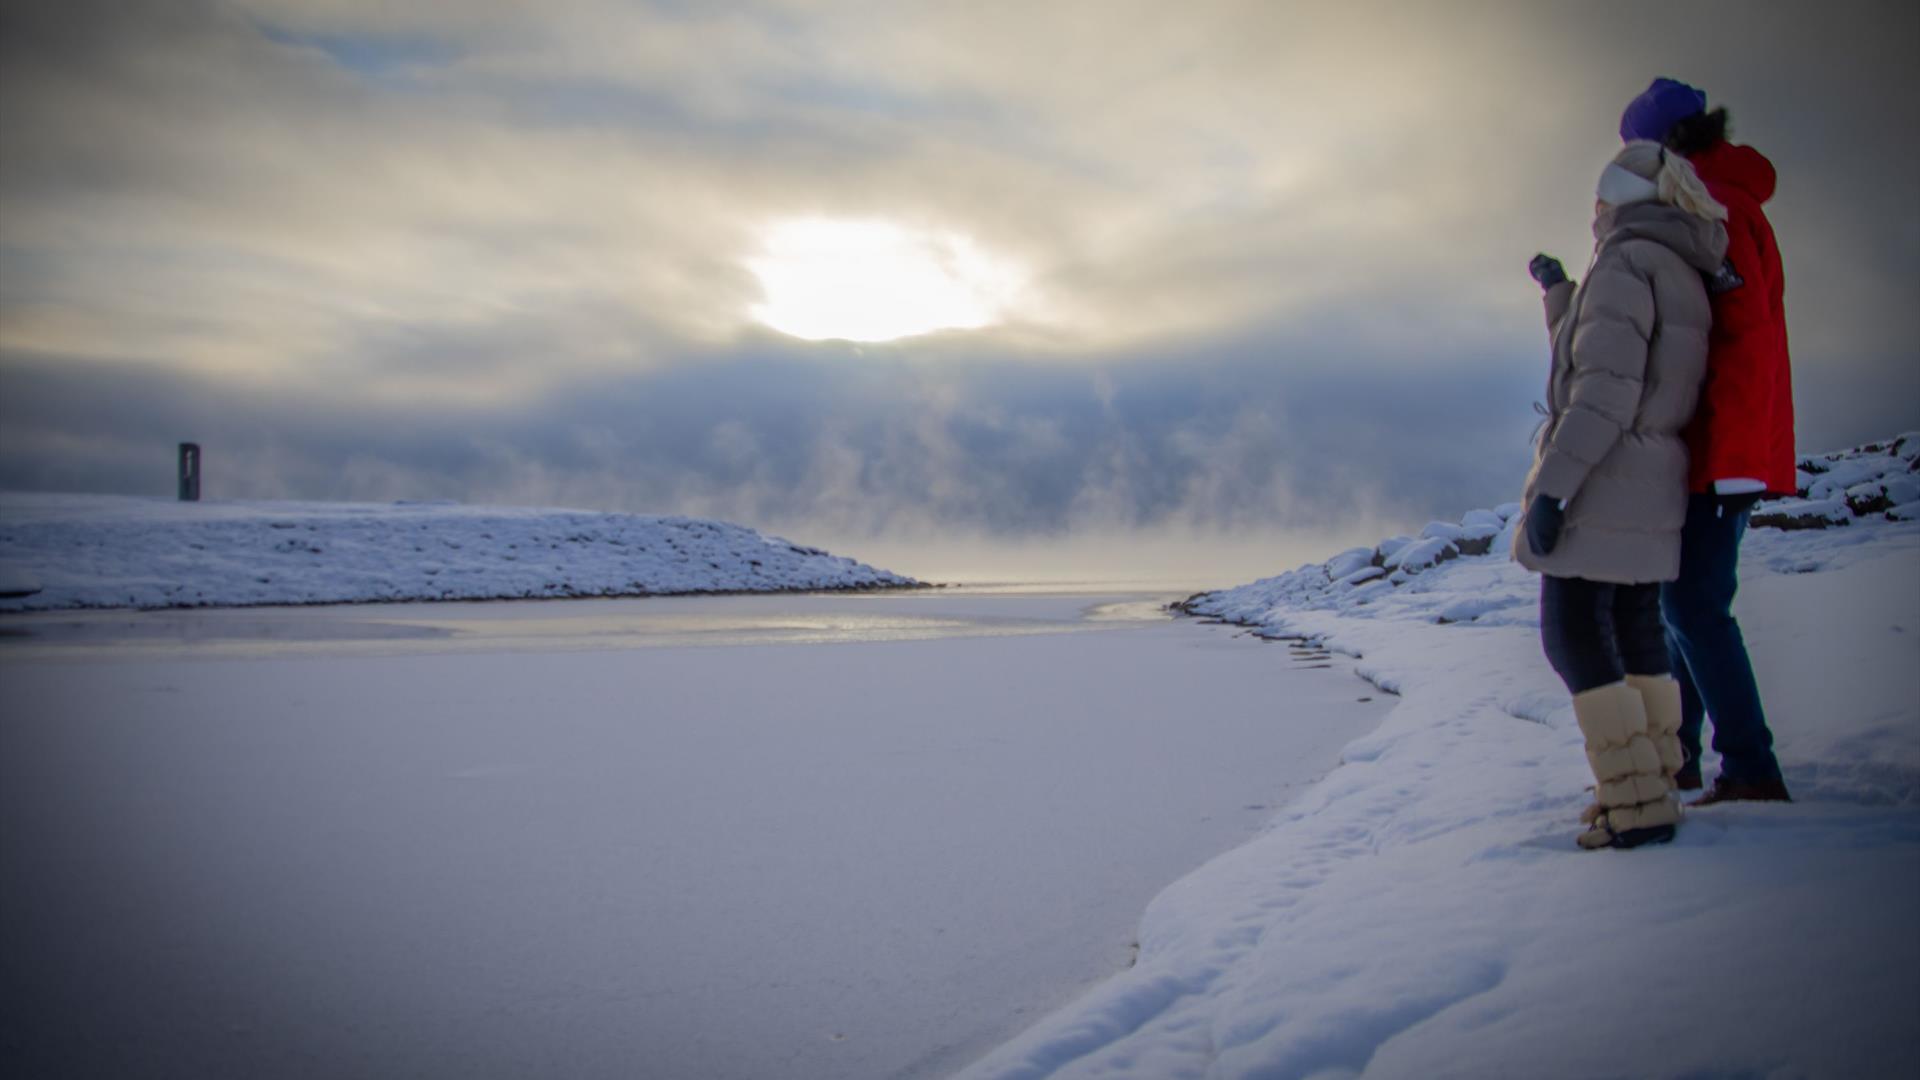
left=1514, top=202, right=1730, bottom=583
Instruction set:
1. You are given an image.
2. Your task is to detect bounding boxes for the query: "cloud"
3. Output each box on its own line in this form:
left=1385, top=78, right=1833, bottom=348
left=0, top=331, right=1546, bottom=535
left=2, top=0, right=1916, bottom=547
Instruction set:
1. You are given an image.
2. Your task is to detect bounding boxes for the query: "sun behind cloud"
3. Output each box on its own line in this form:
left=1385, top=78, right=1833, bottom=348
left=745, top=219, right=1025, bottom=343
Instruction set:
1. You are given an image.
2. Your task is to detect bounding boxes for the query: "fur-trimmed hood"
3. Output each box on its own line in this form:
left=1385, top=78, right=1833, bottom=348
left=1689, top=141, right=1777, bottom=205
left=1593, top=201, right=1730, bottom=275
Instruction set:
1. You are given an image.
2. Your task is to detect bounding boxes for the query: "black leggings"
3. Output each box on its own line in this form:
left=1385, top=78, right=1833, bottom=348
left=1539, top=576, right=1671, bottom=694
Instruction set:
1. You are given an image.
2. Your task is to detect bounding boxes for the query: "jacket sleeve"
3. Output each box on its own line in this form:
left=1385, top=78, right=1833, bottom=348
left=1544, top=279, right=1575, bottom=337
left=1533, top=255, right=1655, bottom=502
left=1695, top=199, right=1789, bottom=487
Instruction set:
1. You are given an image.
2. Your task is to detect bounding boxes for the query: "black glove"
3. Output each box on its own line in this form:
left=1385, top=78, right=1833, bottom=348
left=1528, top=254, right=1567, bottom=290
left=1525, top=493, right=1565, bottom=555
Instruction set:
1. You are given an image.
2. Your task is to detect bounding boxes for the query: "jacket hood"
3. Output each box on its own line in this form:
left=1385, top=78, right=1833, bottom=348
left=1688, top=141, right=1777, bottom=204
left=1593, top=201, right=1730, bottom=273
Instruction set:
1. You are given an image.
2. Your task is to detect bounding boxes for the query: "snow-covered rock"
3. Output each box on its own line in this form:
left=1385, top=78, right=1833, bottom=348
left=1753, top=497, right=1853, bottom=530
left=1335, top=565, right=1386, bottom=588
left=1842, top=474, right=1920, bottom=516
left=0, top=493, right=916, bottom=611
left=1382, top=536, right=1456, bottom=572
left=1375, top=535, right=1416, bottom=561
left=1796, top=440, right=1917, bottom=519
left=1803, top=454, right=1903, bottom=501
left=1325, top=547, right=1378, bottom=581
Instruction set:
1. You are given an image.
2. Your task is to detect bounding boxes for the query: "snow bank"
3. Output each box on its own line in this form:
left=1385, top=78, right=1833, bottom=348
left=963, top=438, right=1920, bottom=1079
left=0, top=493, right=915, bottom=611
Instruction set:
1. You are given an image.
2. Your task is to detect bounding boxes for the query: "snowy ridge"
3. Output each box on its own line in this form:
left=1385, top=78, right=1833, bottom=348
left=1182, top=433, right=1920, bottom=625
left=0, top=493, right=916, bottom=611
left=962, top=437, right=1920, bottom=1080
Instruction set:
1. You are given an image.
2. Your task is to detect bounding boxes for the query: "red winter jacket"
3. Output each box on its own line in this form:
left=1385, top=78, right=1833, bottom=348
left=1683, top=141, right=1797, bottom=495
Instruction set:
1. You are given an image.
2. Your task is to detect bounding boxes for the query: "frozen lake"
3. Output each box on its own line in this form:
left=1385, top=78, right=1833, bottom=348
left=0, top=589, right=1390, bottom=1079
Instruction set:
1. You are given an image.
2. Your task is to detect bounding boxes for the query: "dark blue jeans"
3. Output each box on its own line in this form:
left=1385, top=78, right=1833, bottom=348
left=1661, top=493, right=1784, bottom=784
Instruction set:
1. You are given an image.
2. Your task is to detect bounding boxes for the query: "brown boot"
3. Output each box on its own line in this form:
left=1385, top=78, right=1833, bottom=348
left=1691, top=776, right=1792, bottom=806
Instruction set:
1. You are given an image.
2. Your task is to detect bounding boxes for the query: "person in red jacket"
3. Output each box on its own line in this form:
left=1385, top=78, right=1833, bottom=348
left=1620, top=78, right=1793, bottom=804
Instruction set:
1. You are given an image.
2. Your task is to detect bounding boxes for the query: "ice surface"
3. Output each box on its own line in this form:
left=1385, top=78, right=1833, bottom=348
left=0, top=592, right=1391, bottom=1080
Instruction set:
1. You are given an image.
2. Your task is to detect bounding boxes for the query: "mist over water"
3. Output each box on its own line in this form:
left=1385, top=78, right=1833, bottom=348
left=792, top=525, right=1393, bottom=594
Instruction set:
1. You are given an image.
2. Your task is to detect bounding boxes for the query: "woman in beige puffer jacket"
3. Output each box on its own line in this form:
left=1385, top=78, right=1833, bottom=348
left=1515, top=140, right=1729, bottom=850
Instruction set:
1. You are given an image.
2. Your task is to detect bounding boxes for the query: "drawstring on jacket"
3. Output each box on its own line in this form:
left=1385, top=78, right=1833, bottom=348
left=1530, top=400, right=1552, bottom=447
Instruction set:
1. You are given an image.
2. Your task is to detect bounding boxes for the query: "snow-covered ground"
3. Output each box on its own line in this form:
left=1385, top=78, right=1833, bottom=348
left=0, top=590, right=1390, bottom=1080
left=0, top=493, right=915, bottom=610
left=961, top=439, right=1920, bottom=1079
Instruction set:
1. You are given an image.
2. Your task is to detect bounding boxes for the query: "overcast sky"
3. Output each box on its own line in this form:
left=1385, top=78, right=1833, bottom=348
left=3, top=1, right=1916, bottom=568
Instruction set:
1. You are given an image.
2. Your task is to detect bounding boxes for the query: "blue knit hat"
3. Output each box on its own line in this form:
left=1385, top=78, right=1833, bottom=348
left=1619, top=77, right=1707, bottom=143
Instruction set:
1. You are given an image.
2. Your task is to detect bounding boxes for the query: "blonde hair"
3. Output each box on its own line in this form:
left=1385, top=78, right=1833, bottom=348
left=1615, top=139, right=1728, bottom=221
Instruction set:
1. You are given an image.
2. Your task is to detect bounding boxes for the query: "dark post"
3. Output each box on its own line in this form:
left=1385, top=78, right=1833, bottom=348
left=178, top=442, right=201, bottom=501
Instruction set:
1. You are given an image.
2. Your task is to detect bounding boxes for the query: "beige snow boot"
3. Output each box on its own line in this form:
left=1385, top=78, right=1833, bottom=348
left=1571, top=681, right=1680, bottom=850
left=1627, top=673, right=1687, bottom=792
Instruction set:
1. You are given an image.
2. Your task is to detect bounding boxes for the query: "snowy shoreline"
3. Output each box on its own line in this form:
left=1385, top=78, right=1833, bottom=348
left=0, top=493, right=919, bottom=612
left=962, top=438, right=1920, bottom=1079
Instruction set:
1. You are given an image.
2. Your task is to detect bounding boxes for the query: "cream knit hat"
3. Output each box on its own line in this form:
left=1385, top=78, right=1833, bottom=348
left=1597, top=162, right=1659, bottom=207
